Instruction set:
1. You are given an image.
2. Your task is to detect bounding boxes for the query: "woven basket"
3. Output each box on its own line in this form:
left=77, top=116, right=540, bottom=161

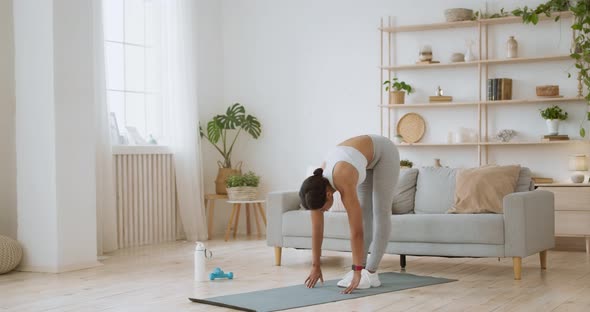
left=0, top=235, right=22, bottom=274
left=227, top=186, right=258, bottom=201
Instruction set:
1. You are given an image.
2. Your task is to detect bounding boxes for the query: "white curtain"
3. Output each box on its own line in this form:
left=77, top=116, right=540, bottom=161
left=161, top=0, right=207, bottom=241
left=93, top=0, right=118, bottom=254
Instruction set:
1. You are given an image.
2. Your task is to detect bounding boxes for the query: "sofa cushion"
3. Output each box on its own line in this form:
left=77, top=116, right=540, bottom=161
left=283, top=210, right=351, bottom=239
left=390, top=214, right=504, bottom=244
left=516, top=167, right=534, bottom=192
left=392, top=168, right=418, bottom=214
left=414, top=167, right=457, bottom=214
left=450, top=165, right=521, bottom=214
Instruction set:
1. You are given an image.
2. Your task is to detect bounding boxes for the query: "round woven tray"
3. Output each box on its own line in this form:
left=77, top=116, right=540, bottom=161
left=397, top=113, right=426, bottom=143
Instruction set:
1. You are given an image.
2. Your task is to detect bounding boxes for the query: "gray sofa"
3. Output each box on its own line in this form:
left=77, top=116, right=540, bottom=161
left=266, top=167, right=555, bottom=280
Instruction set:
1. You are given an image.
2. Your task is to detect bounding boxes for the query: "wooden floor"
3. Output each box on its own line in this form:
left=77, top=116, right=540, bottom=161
left=1, top=237, right=590, bottom=312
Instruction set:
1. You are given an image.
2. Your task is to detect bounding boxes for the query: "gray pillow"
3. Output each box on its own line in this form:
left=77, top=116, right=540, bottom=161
left=392, top=168, right=418, bottom=214
left=414, top=167, right=457, bottom=214
left=515, top=167, right=533, bottom=192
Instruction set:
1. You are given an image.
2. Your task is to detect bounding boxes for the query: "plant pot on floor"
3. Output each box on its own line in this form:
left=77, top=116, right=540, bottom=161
left=215, top=162, right=242, bottom=195
left=546, top=119, right=560, bottom=135
left=389, top=91, right=406, bottom=104
left=226, top=186, right=258, bottom=201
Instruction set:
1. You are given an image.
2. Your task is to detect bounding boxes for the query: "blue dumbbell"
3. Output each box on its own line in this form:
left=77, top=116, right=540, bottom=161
left=209, top=267, right=234, bottom=280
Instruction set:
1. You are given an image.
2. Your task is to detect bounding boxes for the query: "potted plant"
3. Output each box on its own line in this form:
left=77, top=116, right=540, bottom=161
left=393, top=134, right=404, bottom=144
left=400, top=159, right=413, bottom=169
left=226, top=171, right=260, bottom=201
left=540, top=105, right=568, bottom=135
left=384, top=78, right=413, bottom=104
left=200, top=103, right=262, bottom=194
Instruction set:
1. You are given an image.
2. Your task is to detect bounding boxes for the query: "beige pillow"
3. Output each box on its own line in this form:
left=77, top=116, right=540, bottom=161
left=449, top=165, right=521, bottom=214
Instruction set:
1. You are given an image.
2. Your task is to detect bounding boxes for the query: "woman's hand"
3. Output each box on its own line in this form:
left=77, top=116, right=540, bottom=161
left=305, top=266, right=324, bottom=288
left=342, top=271, right=361, bottom=294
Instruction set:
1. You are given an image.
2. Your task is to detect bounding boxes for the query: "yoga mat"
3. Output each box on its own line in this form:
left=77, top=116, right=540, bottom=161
left=189, top=272, right=455, bottom=312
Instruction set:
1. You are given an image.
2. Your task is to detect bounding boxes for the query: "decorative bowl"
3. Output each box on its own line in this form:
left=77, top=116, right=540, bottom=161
left=445, top=8, right=474, bottom=22
left=451, top=53, right=465, bottom=62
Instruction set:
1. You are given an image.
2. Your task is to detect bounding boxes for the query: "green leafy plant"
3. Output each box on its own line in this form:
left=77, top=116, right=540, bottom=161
left=512, top=1, right=590, bottom=108
left=383, top=78, right=413, bottom=94
left=200, top=103, right=261, bottom=168
left=226, top=171, right=260, bottom=188
left=400, top=159, right=413, bottom=168
left=540, top=105, right=569, bottom=120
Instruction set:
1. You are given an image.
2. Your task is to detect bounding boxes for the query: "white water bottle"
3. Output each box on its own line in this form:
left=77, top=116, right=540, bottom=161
left=194, top=242, right=212, bottom=281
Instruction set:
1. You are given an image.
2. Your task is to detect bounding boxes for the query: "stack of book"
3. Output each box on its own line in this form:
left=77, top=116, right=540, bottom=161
left=532, top=177, right=554, bottom=184
left=487, top=78, right=513, bottom=101
left=542, top=134, right=569, bottom=141
left=429, top=95, right=453, bottom=103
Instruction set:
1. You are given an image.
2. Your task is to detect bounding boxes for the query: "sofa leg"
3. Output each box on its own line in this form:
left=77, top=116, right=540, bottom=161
left=513, top=257, right=522, bottom=280
left=400, top=255, right=406, bottom=269
left=274, top=247, right=282, bottom=266
left=540, top=250, right=547, bottom=270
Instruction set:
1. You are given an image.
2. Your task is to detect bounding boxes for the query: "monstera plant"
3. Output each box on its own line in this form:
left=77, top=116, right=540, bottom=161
left=200, top=103, right=261, bottom=194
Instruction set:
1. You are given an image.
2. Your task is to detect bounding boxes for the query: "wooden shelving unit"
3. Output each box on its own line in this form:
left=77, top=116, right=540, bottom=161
left=382, top=55, right=571, bottom=71
left=380, top=96, right=584, bottom=109
left=379, top=11, right=585, bottom=165
left=397, top=140, right=589, bottom=147
left=379, top=11, right=573, bottom=33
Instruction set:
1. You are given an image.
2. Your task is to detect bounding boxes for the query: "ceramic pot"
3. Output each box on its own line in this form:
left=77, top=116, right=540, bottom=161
left=546, top=119, right=559, bottom=135
left=507, top=36, right=518, bottom=58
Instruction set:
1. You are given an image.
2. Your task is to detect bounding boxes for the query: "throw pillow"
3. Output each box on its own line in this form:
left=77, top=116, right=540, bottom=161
left=392, top=168, right=418, bottom=214
left=449, top=165, right=521, bottom=214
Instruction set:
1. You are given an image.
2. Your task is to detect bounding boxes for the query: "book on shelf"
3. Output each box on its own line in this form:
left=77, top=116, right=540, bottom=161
left=486, top=78, right=512, bottom=101
left=415, top=60, right=440, bottom=64
left=532, top=177, right=554, bottom=184
left=429, top=95, right=453, bottom=102
left=542, top=134, right=569, bottom=141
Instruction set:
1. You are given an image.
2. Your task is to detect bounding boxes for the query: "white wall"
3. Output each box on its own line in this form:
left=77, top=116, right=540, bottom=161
left=0, top=0, right=17, bottom=239
left=13, top=0, right=99, bottom=272
left=198, top=0, right=587, bottom=234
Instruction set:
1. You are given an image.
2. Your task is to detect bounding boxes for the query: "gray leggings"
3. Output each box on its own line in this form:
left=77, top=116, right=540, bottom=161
left=358, top=135, right=400, bottom=271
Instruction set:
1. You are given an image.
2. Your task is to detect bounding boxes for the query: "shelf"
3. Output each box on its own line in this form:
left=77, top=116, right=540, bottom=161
left=380, top=11, right=572, bottom=33
left=483, top=96, right=585, bottom=105
left=396, top=140, right=589, bottom=147
left=382, top=61, right=478, bottom=71
left=382, top=55, right=572, bottom=71
left=381, top=97, right=585, bottom=109
left=380, top=101, right=477, bottom=108
left=481, top=140, right=589, bottom=146
left=397, top=143, right=478, bottom=147
left=480, top=55, right=571, bottom=65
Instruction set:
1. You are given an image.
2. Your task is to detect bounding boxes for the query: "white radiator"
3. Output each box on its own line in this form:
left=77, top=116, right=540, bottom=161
left=113, top=150, right=183, bottom=248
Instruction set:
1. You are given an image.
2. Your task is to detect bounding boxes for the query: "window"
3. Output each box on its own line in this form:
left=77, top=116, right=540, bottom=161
left=103, top=0, right=165, bottom=144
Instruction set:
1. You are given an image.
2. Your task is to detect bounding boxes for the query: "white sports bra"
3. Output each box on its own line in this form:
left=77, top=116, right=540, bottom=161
left=323, top=146, right=368, bottom=189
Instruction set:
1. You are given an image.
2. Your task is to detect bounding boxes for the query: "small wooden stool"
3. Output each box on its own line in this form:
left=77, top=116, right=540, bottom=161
left=204, top=194, right=228, bottom=240
left=224, top=200, right=267, bottom=241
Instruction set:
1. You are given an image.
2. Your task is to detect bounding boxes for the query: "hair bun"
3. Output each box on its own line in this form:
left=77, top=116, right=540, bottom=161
left=313, top=168, right=323, bottom=176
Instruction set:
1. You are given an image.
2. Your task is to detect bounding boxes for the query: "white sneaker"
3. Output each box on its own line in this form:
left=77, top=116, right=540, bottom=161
left=366, top=270, right=381, bottom=287
left=336, top=270, right=371, bottom=289
left=336, top=270, right=354, bottom=288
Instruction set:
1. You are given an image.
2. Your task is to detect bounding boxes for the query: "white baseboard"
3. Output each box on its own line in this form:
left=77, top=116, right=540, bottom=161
left=17, top=260, right=103, bottom=273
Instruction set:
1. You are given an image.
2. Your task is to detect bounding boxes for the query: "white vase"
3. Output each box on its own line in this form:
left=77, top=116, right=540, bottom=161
left=546, top=119, right=559, bottom=135
left=507, top=36, right=518, bottom=58
left=465, top=40, right=476, bottom=62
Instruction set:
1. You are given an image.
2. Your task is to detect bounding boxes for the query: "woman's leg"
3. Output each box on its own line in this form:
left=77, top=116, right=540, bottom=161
left=365, top=140, right=399, bottom=272
left=357, top=169, right=373, bottom=266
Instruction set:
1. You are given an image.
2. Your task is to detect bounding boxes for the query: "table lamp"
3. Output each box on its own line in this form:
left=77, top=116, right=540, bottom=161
left=568, top=154, right=588, bottom=183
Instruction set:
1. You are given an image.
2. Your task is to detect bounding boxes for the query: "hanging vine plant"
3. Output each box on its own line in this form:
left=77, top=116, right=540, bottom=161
left=511, top=0, right=590, bottom=121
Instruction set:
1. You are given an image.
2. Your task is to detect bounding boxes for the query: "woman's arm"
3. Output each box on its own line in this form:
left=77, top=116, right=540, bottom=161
left=340, top=189, right=364, bottom=268
left=311, top=209, right=324, bottom=267
left=305, top=209, right=325, bottom=288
